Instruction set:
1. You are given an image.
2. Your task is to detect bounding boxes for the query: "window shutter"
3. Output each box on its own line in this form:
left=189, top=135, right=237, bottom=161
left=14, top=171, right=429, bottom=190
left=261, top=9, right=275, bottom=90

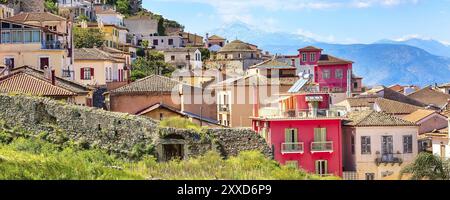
left=315, top=160, right=319, bottom=174
left=90, top=67, right=94, bottom=77
left=285, top=129, right=291, bottom=143
left=314, top=129, right=320, bottom=142
left=80, top=68, right=84, bottom=80
left=293, top=129, right=298, bottom=143
left=321, top=128, right=327, bottom=142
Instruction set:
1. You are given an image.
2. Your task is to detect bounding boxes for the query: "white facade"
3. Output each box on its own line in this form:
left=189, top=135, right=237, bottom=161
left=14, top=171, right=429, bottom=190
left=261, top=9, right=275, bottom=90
left=145, top=36, right=183, bottom=50
left=163, top=48, right=202, bottom=70
left=97, top=13, right=124, bottom=27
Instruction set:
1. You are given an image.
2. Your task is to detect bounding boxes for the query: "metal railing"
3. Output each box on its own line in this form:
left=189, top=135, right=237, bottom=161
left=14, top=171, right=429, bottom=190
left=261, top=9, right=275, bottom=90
left=257, top=107, right=345, bottom=119
left=375, top=153, right=403, bottom=165
left=281, top=142, right=304, bottom=154
left=311, top=141, right=333, bottom=153
left=42, top=41, right=65, bottom=49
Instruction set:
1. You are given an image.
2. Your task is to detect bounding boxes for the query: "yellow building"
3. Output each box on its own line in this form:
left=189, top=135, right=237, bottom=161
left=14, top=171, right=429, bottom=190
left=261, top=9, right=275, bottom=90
left=80, top=22, right=129, bottom=52
left=4, top=13, right=74, bottom=79
left=74, top=47, right=129, bottom=87
left=0, top=19, right=72, bottom=79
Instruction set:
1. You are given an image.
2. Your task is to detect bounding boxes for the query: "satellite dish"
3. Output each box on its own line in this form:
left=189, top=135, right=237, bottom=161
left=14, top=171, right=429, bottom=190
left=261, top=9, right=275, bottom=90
left=303, top=73, right=311, bottom=79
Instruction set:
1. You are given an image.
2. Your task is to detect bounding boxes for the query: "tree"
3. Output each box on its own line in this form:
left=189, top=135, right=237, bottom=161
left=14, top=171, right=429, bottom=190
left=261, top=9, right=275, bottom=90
left=199, top=48, right=211, bottom=62
left=131, top=51, right=175, bottom=81
left=44, top=0, right=58, bottom=14
left=116, top=0, right=130, bottom=16
left=157, top=18, right=166, bottom=36
left=73, top=27, right=104, bottom=48
left=400, top=152, right=450, bottom=180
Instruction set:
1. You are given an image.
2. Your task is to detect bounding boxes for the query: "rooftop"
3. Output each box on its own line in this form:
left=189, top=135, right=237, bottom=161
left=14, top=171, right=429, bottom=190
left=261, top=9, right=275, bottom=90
left=109, top=75, right=197, bottom=94
left=361, top=86, right=426, bottom=107
left=318, top=54, right=354, bottom=65
left=374, top=98, right=423, bottom=115
left=6, top=12, right=66, bottom=22
left=218, top=40, right=256, bottom=53
left=407, top=86, right=450, bottom=109
left=74, top=48, right=125, bottom=62
left=345, top=110, right=417, bottom=127
left=402, top=109, right=440, bottom=123
left=249, top=59, right=294, bottom=70
left=299, top=46, right=323, bottom=51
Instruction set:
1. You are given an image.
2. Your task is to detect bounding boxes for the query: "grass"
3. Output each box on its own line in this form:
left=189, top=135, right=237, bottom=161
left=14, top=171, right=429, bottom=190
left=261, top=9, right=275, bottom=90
left=0, top=121, right=338, bottom=180
left=159, top=117, right=205, bottom=133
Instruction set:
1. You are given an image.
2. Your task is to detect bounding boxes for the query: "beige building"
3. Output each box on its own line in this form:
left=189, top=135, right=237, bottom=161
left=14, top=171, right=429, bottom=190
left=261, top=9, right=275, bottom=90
left=161, top=47, right=202, bottom=70
left=124, top=15, right=158, bottom=37
left=205, top=40, right=264, bottom=75
left=0, top=18, right=73, bottom=80
left=343, top=110, right=419, bottom=180
left=74, top=48, right=129, bottom=87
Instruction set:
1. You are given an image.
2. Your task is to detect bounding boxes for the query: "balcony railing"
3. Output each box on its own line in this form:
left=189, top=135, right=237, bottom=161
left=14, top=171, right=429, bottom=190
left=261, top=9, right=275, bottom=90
left=375, top=153, right=403, bottom=165
left=281, top=142, right=304, bottom=154
left=311, top=141, right=333, bottom=153
left=258, top=107, right=345, bottom=119
left=42, top=41, right=65, bottom=49
left=219, top=105, right=230, bottom=112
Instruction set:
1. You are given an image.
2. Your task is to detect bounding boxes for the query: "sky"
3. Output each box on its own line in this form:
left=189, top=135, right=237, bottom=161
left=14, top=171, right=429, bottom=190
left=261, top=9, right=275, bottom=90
left=144, top=0, right=450, bottom=44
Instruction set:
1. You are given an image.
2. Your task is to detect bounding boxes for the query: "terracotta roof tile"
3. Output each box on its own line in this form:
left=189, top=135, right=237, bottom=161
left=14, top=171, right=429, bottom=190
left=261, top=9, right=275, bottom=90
left=0, top=72, right=75, bottom=97
left=374, top=98, right=422, bottom=115
left=299, top=46, right=323, bottom=51
left=362, top=86, right=426, bottom=107
left=249, top=59, right=294, bottom=69
left=318, top=54, right=353, bottom=65
left=407, top=86, right=450, bottom=109
left=109, top=75, right=195, bottom=94
left=345, top=110, right=417, bottom=127
left=218, top=40, right=256, bottom=52
left=208, top=35, right=225, bottom=40
left=402, top=109, right=438, bottom=123
left=6, top=12, right=66, bottom=22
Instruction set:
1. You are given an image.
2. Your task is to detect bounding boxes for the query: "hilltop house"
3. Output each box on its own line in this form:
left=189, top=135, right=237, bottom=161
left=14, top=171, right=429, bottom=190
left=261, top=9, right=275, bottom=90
left=343, top=111, right=419, bottom=180
left=161, top=47, right=202, bottom=70
left=104, top=75, right=217, bottom=125
left=205, top=40, right=263, bottom=75
left=57, top=0, right=95, bottom=21
left=0, top=18, right=74, bottom=80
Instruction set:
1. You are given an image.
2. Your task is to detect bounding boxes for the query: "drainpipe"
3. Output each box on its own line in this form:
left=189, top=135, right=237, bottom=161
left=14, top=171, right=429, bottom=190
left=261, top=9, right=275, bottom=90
left=179, top=84, right=184, bottom=113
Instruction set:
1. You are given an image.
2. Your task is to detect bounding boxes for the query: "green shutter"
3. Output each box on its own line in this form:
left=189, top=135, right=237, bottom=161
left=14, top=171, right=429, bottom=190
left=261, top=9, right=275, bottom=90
left=285, top=129, right=292, bottom=143
left=321, top=128, right=327, bottom=142
left=315, top=160, right=319, bottom=174
left=293, top=129, right=298, bottom=143
left=314, top=128, right=320, bottom=142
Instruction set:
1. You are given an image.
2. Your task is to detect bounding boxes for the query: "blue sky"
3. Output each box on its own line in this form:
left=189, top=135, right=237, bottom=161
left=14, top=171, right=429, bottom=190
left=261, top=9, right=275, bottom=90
left=144, top=0, right=450, bottom=44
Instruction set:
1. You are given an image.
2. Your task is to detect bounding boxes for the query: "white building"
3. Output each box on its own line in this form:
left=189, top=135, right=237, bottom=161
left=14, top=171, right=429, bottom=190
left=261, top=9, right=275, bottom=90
left=144, top=35, right=183, bottom=50
left=96, top=9, right=124, bottom=27
left=161, top=48, right=202, bottom=70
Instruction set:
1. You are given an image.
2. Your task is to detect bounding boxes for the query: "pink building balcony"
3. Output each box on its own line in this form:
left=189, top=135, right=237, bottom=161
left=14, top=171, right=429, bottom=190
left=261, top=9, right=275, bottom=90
left=281, top=142, right=304, bottom=154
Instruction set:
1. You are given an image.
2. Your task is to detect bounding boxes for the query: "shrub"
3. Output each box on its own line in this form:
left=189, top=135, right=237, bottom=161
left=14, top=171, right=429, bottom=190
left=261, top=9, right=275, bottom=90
left=159, top=117, right=204, bottom=133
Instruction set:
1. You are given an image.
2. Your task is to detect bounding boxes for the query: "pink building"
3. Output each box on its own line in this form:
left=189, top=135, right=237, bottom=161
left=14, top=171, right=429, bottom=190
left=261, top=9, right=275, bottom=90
left=251, top=75, right=344, bottom=177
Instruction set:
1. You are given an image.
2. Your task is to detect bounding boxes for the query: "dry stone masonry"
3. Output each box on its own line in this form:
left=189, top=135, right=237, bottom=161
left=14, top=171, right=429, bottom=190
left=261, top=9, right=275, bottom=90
left=0, top=94, right=271, bottom=159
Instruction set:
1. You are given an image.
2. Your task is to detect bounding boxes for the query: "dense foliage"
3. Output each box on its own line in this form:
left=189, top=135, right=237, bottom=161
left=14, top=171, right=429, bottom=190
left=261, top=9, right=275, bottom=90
left=400, top=152, right=450, bottom=180
left=73, top=27, right=105, bottom=48
left=131, top=51, right=175, bottom=81
left=0, top=136, right=330, bottom=180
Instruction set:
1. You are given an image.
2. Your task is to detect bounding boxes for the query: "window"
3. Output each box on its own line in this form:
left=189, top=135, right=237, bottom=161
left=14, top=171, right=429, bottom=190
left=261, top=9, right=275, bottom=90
left=159, top=113, right=164, bottom=121
left=302, top=53, right=307, bottom=62
left=403, top=135, right=413, bottom=154
left=1, top=31, right=11, bottom=43
left=224, top=54, right=228, bottom=59
left=238, top=53, right=242, bottom=59
left=354, top=82, right=358, bottom=89
left=285, top=161, right=298, bottom=169
left=39, top=57, right=49, bottom=70
left=351, top=136, right=355, bottom=155
left=314, top=128, right=327, bottom=142
left=322, top=69, right=331, bottom=79
left=291, top=59, right=295, bottom=66
left=285, top=128, right=298, bottom=151
left=23, top=31, right=32, bottom=43
left=315, top=160, right=328, bottom=176
left=171, top=55, right=175, bottom=61
left=310, top=53, right=316, bottom=62
left=361, top=136, right=371, bottom=154
left=321, top=87, right=329, bottom=92
left=4, top=57, right=14, bottom=68
left=365, top=173, right=375, bottom=180
left=153, top=39, right=158, bottom=46
left=12, top=30, right=22, bottom=43
left=186, top=55, right=190, bottom=60
left=81, top=67, right=92, bottom=80
left=168, top=39, right=173, bottom=45
left=335, top=69, right=343, bottom=79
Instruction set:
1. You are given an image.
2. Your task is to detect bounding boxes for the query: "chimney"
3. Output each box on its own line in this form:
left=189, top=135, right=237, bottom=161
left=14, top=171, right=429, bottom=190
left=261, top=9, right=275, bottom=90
left=51, top=70, right=56, bottom=85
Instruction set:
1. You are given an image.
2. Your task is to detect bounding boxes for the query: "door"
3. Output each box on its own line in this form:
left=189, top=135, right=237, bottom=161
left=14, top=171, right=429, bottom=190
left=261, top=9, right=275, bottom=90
left=381, top=136, right=394, bottom=161
left=5, top=58, right=14, bottom=69
left=40, top=57, right=49, bottom=70
left=315, top=160, right=328, bottom=176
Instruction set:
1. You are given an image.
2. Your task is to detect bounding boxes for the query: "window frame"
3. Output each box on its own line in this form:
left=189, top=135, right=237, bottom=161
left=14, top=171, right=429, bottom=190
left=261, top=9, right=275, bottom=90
left=361, top=136, right=371, bottom=155
left=335, top=69, right=343, bottom=79
left=322, top=69, right=331, bottom=79
left=301, top=53, right=307, bottom=62
left=403, top=135, right=413, bottom=154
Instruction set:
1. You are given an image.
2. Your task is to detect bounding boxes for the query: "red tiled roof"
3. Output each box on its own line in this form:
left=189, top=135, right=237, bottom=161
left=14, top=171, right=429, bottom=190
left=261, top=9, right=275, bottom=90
left=6, top=12, right=66, bottom=22
left=318, top=54, right=353, bottom=65
left=299, top=46, right=323, bottom=51
left=0, top=72, right=76, bottom=97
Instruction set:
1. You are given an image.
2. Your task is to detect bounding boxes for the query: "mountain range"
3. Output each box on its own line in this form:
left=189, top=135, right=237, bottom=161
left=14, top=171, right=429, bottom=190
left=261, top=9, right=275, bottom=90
left=209, top=22, right=450, bottom=86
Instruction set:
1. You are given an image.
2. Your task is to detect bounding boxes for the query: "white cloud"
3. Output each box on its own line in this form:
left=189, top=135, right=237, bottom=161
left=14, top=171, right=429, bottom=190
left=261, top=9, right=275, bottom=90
left=394, top=34, right=432, bottom=41
left=296, top=29, right=336, bottom=43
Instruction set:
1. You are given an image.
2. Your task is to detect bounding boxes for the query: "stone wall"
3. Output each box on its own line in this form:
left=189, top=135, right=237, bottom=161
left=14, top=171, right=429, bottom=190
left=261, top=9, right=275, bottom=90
left=0, top=94, right=271, bottom=159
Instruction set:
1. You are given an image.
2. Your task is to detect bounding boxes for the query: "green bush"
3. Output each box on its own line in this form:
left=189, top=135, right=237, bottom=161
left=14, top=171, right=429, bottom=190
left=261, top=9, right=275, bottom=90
left=159, top=117, right=204, bottom=133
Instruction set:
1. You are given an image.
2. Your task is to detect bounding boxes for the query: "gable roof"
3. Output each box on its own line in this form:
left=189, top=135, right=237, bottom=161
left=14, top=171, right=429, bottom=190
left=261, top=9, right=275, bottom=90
left=74, top=48, right=125, bottom=62
left=318, top=54, right=353, bottom=65
left=345, top=110, right=417, bottom=127
left=374, top=98, right=423, bottom=115
left=299, top=46, right=323, bottom=51
left=218, top=40, right=256, bottom=53
left=361, top=86, right=426, bottom=107
left=6, top=12, right=66, bottom=22
left=109, top=75, right=195, bottom=94
left=0, top=71, right=76, bottom=97
left=407, top=86, right=450, bottom=109
left=136, top=103, right=220, bottom=125
left=208, top=35, right=225, bottom=40
left=9, top=66, right=92, bottom=94
left=402, top=109, right=443, bottom=123
left=249, top=59, right=294, bottom=70
left=337, top=96, right=378, bottom=108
